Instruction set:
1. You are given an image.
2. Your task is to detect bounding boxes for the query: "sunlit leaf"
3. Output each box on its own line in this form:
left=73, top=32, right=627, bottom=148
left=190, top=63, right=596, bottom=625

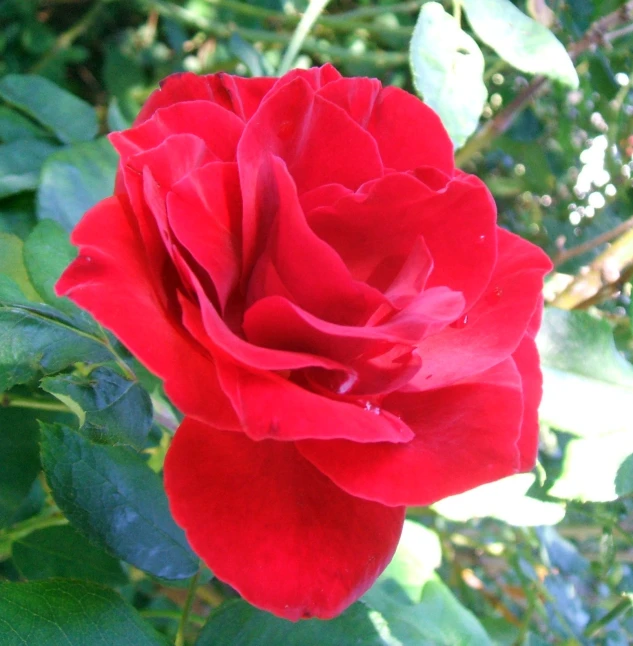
left=538, top=308, right=633, bottom=501
left=461, top=0, right=579, bottom=88
left=410, top=2, right=486, bottom=148
left=433, top=473, right=565, bottom=526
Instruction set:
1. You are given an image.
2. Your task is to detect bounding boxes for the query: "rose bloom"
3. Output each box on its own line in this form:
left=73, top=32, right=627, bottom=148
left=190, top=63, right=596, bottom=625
left=57, top=65, right=551, bottom=620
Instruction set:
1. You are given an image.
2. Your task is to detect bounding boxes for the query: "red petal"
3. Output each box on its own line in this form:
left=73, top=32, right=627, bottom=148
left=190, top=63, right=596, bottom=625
left=238, top=77, right=383, bottom=273
left=215, top=361, right=414, bottom=443
left=298, top=359, right=524, bottom=506
left=316, top=80, right=454, bottom=174
left=216, top=73, right=277, bottom=120
left=110, top=101, right=244, bottom=163
left=133, top=72, right=275, bottom=125
left=272, top=63, right=342, bottom=92
left=56, top=196, right=238, bottom=430
left=167, top=162, right=242, bottom=311
left=411, top=229, right=552, bottom=390
left=512, top=336, right=543, bottom=470
left=367, top=86, right=454, bottom=173
left=164, top=418, right=405, bottom=620
left=246, top=157, right=385, bottom=324
left=316, top=76, right=382, bottom=128
left=309, top=172, right=497, bottom=308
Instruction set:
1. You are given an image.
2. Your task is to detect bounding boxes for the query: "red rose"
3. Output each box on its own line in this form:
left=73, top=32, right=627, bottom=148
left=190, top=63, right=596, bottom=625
left=57, top=64, right=551, bottom=620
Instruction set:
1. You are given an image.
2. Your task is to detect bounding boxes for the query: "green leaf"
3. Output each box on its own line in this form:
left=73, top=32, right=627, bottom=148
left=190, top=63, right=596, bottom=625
left=410, top=2, right=487, bottom=148
left=195, top=600, right=388, bottom=646
left=433, top=473, right=565, bottom=526
left=363, top=520, right=491, bottom=645
left=0, top=193, right=37, bottom=240
left=40, top=423, right=197, bottom=579
left=0, top=74, right=98, bottom=144
left=537, top=309, right=633, bottom=501
left=41, top=367, right=153, bottom=449
left=22, top=218, right=80, bottom=315
left=366, top=575, right=493, bottom=646
left=12, top=524, right=128, bottom=585
left=378, top=519, right=442, bottom=602
left=228, top=33, right=273, bottom=77
left=0, top=232, right=41, bottom=301
left=538, top=308, right=633, bottom=391
left=0, top=579, right=166, bottom=645
left=0, top=302, right=111, bottom=392
left=0, top=408, right=41, bottom=529
left=551, top=434, right=633, bottom=502
left=461, top=0, right=579, bottom=88
left=0, top=138, right=59, bottom=199
left=615, top=453, right=633, bottom=497
left=37, top=137, right=118, bottom=231
left=0, top=106, right=48, bottom=142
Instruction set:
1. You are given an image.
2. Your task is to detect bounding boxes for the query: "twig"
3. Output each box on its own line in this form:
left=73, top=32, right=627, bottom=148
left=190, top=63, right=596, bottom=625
left=551, top=227, right=633, bottom=310
left=141, top=609, right=206, bottom=627
left=326, top=0, right=423, bottom=21
left=584, top=595, right=633, bottom=638
left=205, top=0, right=413, bottom=37
left=175, top=569, right=201, bottom=646
left=278, top=0, right=332, bottom=75
left=1, top=393, right=70, bottom=413
left=455, top=1, right=633, bottom=167
left=553, top=216, right=633, bottom=268
left=30, top=0, right=108, bottom=74
left=145, top=0, right=409, bottom=67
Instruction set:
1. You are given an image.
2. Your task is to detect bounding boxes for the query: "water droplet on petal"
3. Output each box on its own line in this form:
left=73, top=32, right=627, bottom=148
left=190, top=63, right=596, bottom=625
left=364, top=401, right=381, bottom=415
left=450, top=314, right=469, bottom=329
left=336, top=373, right=357, bottom=395
left=477, top=234, right=486, bottom=244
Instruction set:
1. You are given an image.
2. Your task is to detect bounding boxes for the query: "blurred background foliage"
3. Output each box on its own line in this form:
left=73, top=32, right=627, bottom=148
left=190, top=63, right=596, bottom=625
left=1, top=0, right=633, bottom=644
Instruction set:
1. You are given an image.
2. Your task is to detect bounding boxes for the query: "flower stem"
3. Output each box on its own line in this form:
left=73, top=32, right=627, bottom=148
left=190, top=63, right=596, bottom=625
left=584, top=595, right=633, bottom=638
left=144, top=0, right=409, bottom=67
left=278, top=0, right=333, bottom=75
left=30, top=0, right=108, bottom=74
left=141, top=609, right=206, bottom=627
left=1, top=393, right=70, bottom=413
left=175, top=569, right=201, bottom=646
left=0, top=512, right=68, bottom=558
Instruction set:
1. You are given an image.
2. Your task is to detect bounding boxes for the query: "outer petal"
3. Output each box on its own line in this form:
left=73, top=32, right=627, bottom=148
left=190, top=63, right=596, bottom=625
left=367, top=86, right=454, bottom=173
left=55, top=196, right=239, bottom=430
left=298, top=359, right=524, bottom=506
left=133, top=72, right=276, bottom=124
left=164, top=419, right=405, bottom=620
left=512, top=335, right=543, bottom=470
left=316, top=80, right=454, bottom=174
left=411, top=229, right=552, bottom=390
left=110, top=101, right=244, bottom=163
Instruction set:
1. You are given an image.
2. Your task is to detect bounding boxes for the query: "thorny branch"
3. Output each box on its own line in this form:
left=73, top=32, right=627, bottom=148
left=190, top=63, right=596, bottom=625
left=455, top=1, right=633, bottom=167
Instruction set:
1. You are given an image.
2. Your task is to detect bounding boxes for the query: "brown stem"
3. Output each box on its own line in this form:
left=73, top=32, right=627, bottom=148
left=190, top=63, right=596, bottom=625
left=551, top=227, right=633, bottom=310
left=455, top=1, right=633, bottom=167
left=553, top=216, right=633, bottom=268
